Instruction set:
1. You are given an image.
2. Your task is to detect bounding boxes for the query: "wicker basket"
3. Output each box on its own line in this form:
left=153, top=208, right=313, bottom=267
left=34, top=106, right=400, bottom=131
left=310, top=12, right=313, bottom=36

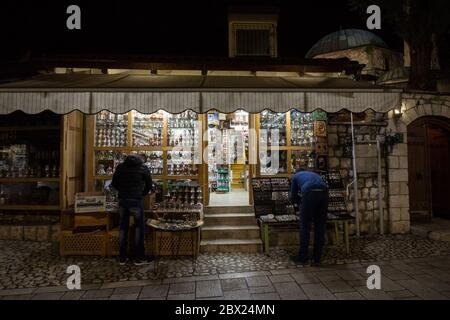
left=60, top=230, right=107, bottom=256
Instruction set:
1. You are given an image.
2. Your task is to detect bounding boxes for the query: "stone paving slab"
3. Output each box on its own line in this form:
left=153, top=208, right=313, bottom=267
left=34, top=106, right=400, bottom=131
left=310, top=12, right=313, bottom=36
left=269, top=274, right=294, bottom=283
left=101, top=279, right=161, bottom=289
left=322, top=281, right=355, bottom=293
left=34, top=286, right=69, bottom=294
left=248, top=285, right=276, bottom=294
left=60, top=291, right=86, bottom=300
left=195, top=280, right=222, bottom=298
left=1, top=294, right=34, bottom=300
left=0, top=288, right=36, bottom=296
left=168, top=282, right=196, bottom=295
left=245, top=276, right=271, bottom=287
left=109, top=293, right=139, bottom=300
left=273, top=282, right=307, bottom=300
left=223, top=289, right=252, bottom=300
left=387, top=289, right=417, bottom=299
left=31, top=292, right=65, bottom=300
left=251, top=292, right=280, bottom=300
left=291, top=272, right=320, bottom=284
left=221, top=278, right=248, bottom=291
left=219, top=271, right=271, bottom=280
left=140, top=284, right=169, bottom=299
left=334, top=292, right=365, bottom=300
left=162, top=275, right=218, bottom=284
left=396, top=279, right=447, bottom=300
left=301, top=283, right=336, bottom=300
left=167, top=293, right=195, bottom=300
left=113, top=286, right=142, bottom=295
left=82, top=289, right=114, bottom=299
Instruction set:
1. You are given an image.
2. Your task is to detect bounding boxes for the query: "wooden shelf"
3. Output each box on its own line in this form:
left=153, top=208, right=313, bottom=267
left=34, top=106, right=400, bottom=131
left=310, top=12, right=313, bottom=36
left=0, top=126, right=60, bottom=132
left=131, top=146, right=164, bottom=151
left=93, top=146, right=129, bottom=151
left=0, top=177, right=60, bottom=183
left=259, top=173, right=290, bottom=178
left=94, top=175, right=164, bottom=180
left=166, top=175, right=199, bottom=180
left=0, top=205, right=61, bottom=211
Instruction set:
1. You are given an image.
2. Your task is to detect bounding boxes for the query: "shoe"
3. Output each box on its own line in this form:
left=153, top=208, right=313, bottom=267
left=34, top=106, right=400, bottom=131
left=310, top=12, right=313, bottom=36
left=134, top=257, right=154, bottom=266
left=119, top=257, right=128, bottom=266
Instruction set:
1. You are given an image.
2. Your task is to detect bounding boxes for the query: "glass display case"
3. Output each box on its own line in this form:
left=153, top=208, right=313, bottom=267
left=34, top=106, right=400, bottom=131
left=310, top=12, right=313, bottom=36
left=167, top=150, right=198, bottom=176
left=260, top=150, right=288, bottom=175
left=88, top=110, right=202, bottom=207
left=132, top=110, right=164, bottom=147
left=256, top=110, right=326, bottom=178
left=291, top=150, right=316, bottom=171
left=259, top=110, right=287, bottom=146
left=95, top=111, right=128, bottom=147
left=95, top=150, right=128, bottom=176
left=167, top=110, right=198, bottom=147
left=290, top=110, right=315, bottom=147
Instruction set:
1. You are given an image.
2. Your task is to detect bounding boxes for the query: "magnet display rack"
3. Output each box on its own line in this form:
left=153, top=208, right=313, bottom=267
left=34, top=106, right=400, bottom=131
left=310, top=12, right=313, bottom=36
left=318, top=170, right=350, bottom=219
left=86, top=110, right=205, bottom=208
left=251, top=177, right=297, bottom=221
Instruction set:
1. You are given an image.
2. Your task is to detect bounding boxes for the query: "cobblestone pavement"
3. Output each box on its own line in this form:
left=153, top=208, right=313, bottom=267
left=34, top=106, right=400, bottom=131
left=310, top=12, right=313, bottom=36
left=1, top=234, right=450, bottom=300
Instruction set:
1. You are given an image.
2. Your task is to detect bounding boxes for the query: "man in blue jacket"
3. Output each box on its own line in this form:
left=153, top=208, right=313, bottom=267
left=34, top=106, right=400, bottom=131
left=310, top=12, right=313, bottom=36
left=290, top=168, right=328, bottom=265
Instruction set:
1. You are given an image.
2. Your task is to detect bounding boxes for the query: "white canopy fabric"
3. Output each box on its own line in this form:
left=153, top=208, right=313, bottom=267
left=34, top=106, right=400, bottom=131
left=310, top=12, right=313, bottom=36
left=0, top=74, right=402, bottom=114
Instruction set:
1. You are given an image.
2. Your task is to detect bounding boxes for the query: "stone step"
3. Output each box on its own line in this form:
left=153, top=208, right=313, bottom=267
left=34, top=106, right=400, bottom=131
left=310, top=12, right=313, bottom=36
left=201, top=225, right=261, bottom=240
left=200, top=238, right=262, bottom=253
left=205, top=206, right=254, bottom=214
left=204, top=213, right=257, bottom=226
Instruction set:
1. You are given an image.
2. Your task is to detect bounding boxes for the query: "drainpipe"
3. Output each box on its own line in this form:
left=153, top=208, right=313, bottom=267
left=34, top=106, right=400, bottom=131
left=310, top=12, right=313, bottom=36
left=351, top=113, right=360, bottom=237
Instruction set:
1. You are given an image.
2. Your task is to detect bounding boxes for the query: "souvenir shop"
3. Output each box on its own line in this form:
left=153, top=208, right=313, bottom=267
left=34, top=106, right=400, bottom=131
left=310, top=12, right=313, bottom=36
left=0, top=73, right=402, bottom=256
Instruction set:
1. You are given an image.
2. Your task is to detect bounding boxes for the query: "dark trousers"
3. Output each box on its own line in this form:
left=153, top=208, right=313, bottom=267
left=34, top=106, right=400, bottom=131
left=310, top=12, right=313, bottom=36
left=298, top=190, right=329, bottom=263
left=119, top=199, right=145, bottom=259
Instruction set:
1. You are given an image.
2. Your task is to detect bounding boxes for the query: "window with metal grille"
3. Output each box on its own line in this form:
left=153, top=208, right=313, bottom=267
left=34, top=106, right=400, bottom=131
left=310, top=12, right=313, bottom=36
left=235, top=29, right=271, bottom=56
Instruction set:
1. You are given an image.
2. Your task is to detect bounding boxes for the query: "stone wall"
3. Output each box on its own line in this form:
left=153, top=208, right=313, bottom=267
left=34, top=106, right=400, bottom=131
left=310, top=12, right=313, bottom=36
left=328, top=121, right=389, bottom=235
left=385, top=92, right=450, bottom=233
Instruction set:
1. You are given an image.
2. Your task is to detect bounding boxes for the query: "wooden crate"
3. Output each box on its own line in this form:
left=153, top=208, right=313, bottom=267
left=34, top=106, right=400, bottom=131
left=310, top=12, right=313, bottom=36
left=74, top=212, right=109, bottom=229
left=60, top=230, right=107, bottom=256
left=106, top=229, right=154, bottom=256
left=154, top=230, right=198, bottom=256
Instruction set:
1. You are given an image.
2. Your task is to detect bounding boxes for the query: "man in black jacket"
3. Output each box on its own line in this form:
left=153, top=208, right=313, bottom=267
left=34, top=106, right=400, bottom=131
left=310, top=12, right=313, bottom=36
left=112, top=154, right=153, bottom=265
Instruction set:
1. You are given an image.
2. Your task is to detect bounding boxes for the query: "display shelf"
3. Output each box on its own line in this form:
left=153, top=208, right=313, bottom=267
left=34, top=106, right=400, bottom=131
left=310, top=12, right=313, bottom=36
left=0, top=111, right=84, bottom=211
left=87, top=110, right=204, bottom=206
left=255, top=111, right=326, bottom=178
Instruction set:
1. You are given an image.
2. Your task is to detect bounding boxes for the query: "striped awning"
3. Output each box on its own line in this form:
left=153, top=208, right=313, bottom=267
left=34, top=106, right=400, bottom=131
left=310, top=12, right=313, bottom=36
left=0, top=74, right=402, bottom=114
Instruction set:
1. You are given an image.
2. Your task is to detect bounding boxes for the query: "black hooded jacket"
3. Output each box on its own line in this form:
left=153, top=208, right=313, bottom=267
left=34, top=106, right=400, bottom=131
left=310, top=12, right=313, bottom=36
left=111, top=155, right=153, bottom=200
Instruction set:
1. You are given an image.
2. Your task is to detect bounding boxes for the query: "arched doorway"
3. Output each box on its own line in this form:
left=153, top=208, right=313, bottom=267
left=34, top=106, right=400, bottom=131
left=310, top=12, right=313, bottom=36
left=408, top=116, right=450, bottom=219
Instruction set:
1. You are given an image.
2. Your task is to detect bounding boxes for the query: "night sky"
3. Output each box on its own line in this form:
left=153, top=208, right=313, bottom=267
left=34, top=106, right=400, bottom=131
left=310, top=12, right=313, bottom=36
left=0, top=0, right=403, bottom=60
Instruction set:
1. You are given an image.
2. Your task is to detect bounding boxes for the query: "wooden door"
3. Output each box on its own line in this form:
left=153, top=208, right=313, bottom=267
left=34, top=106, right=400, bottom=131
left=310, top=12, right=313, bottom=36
left=407, top=122, right=431, bottom=215
left=427, top=124, right=450, bottom=218
left=61, top=111, right=84, bottom=209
